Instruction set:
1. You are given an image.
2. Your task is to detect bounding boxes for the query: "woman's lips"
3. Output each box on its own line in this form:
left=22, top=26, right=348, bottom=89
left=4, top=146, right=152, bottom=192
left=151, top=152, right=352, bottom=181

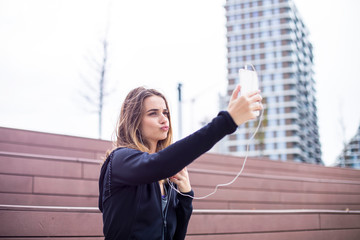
left=161, top=126, right=169, bottom=131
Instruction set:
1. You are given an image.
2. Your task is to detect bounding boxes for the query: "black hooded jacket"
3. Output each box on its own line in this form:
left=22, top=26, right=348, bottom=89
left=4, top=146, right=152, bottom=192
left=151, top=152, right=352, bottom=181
left=98, top=111, right=237, bottom=239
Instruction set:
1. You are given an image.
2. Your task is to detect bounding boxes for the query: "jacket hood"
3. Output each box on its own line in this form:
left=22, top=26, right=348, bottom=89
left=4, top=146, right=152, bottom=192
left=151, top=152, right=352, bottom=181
left=98, top=153, right=111, bottom=212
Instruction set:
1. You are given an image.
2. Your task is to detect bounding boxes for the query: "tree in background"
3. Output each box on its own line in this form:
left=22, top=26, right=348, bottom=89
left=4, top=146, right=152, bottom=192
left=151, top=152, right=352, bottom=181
left=78, top=0, right=114, bottom=140
left=79, top=32, right=111, bottom=139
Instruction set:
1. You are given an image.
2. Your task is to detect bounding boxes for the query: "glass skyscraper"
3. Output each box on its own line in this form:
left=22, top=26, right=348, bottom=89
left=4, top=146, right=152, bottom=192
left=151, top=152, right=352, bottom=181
left=223, top=0, right=322, bottom=164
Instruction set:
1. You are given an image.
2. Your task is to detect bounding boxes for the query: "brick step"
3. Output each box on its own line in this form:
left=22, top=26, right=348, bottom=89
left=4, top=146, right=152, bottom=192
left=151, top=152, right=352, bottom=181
left=187, top=209, right=360, bottom=238
left=0, top=205, right=103, bottom=238
left=2, top=127, right=360, bottom=182
left=1, top=171, right=359, bottom=210
left=0, top=151, right=101, bottom=180
left=1, top=151, right=360, bottom=210
left=1, top=205, right=360, bottom=240
left=0, top=238, right=103, bottom=240
left=3, top=151, right=360, bottom=190
left=190, top=153, right=360, bottom=181
left=189, top=169, right=360, bottom=195
left=192, top=201, right=360, bottom=210
left=0, top=192, right=98, bottom=207
left=2, top=190, right=359, bottom=211
left=186, top=230, right=360, bottom=240
left=2, top=184, right=359, bottom=211
left=0, top=127, right=111, bottom=159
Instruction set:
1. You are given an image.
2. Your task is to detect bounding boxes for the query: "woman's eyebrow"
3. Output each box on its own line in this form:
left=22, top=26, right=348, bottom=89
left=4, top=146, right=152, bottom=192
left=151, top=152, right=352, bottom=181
left=146, top=108, right=168, bottom=113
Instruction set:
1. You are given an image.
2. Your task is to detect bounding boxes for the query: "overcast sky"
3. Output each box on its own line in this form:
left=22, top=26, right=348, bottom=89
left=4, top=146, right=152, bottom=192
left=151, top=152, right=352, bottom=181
left=1, top=0, right=359, bottom=166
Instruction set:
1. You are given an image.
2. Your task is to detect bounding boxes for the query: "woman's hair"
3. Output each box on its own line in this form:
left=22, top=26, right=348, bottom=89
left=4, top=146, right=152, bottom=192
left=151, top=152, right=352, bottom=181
left=106, top=87, right=173, bottom=157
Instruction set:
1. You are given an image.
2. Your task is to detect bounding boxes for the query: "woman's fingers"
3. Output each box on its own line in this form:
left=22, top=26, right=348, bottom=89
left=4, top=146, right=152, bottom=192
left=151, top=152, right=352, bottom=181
left=248, top=91, right=262, bottom=103
left=230, top=85, right=241, bottom=102
left=227, top=85, right=263, bottom=125
left=170, top=168, right=191, bottom=193
left=246, top=89, right=261, bottom=98
left=171, top=168, right=188, bottom=180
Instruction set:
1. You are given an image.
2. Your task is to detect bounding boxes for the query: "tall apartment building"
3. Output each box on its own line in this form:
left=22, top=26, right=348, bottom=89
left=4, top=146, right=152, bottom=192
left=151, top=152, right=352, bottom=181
left=223, top=0, right=322, bottom=164
left=336, top=124, right=360, bottom=169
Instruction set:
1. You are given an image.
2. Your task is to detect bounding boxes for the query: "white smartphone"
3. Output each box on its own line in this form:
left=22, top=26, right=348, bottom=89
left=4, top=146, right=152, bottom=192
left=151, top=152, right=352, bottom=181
left=239, top=65, right=260, bottom=116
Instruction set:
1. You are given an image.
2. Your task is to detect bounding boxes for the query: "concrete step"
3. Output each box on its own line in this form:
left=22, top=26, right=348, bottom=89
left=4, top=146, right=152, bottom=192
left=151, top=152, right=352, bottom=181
left=0, top=127, right=111, bottom=159
left=1, top=205, right=360, bottom=240
left=1, top=151, right=360, bottom=210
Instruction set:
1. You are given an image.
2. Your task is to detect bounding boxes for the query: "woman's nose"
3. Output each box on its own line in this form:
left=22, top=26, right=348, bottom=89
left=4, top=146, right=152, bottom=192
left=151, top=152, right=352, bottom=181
left=160, top=113, right=168, bottom=123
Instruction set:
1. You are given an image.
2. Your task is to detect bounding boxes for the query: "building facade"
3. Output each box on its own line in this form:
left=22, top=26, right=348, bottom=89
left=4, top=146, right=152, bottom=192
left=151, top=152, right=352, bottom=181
left=223, top=0, right=322, bottom=164
left=336, top=124, right=360, bottom=169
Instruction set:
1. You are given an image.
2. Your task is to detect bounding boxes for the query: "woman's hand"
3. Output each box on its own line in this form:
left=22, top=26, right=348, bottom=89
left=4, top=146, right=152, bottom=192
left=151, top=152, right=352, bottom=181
left=169, top=167, right=191, bottom=193
left=227, top=84, right=263, bottom=126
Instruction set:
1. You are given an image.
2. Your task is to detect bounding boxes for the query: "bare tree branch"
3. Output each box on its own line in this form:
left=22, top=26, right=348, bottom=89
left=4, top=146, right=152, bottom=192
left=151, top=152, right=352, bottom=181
left=78, top=0, right=114, bottom=139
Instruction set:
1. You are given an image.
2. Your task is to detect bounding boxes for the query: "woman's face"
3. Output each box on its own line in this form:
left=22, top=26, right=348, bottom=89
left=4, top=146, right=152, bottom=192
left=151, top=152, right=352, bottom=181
left=139, top=95, right=170, bottom=153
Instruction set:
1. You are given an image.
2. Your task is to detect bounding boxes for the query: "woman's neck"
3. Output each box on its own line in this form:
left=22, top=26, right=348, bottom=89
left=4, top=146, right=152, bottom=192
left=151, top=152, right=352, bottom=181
left=159, top=179, right=166, bottom=196
left=149, top=142, right=157, bottom=153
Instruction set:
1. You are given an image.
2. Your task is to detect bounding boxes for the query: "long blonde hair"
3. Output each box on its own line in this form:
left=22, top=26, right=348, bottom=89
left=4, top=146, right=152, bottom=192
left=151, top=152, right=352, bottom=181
left=106, top=87, right=173, bottom=158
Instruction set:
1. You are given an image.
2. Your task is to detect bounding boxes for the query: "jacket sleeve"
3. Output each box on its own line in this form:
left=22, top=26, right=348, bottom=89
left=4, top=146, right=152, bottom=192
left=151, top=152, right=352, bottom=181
left=110, top=111, right=237, bottom=186
left=173, top=190, right=194, bottom=240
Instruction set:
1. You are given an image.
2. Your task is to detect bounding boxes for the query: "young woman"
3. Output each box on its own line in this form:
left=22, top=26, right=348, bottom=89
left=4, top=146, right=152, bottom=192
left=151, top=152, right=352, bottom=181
left=98, top=86, right=262, bottom=239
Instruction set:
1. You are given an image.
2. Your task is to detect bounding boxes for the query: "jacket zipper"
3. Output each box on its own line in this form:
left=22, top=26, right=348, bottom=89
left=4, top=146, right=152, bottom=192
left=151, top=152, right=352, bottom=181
left=158, top=181, right=172, bottom=240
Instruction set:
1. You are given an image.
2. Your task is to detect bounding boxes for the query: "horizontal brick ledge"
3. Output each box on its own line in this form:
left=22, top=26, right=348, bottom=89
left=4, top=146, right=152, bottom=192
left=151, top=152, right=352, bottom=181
left=1, top=205, right=360, bottom=215
left=0, top=204, right=100, bottom=213
left=2, top=151, right=359, bottom=186
left=189, top=168, right=360, bottom=185
left=0, top=151, right=102, bottom=164
left=193, top=209, right=360, bottom=215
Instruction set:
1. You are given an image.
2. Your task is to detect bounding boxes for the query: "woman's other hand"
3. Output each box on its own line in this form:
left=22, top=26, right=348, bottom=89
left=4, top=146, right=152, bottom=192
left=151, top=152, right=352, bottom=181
left=169, top=167, right=191, bottom=193
left=227, top=84, right=263, bottom=126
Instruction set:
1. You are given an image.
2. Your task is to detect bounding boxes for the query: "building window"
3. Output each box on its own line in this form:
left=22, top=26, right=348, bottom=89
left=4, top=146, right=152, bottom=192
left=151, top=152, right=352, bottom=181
left=229, top=146, right=237, bottom=152
left=277, top=131, right=286, bottom=138
left=250, top=144, right=255, bottom=151
left=274, top=73, right=282, bottom=80
left=263, top=0, right=272, bottom=6
left=272, top=19, right=280, bottom=25
left=275, top=85, right=283, bottom=91
left=263, top=86, right=272, bottom=93
left=268, top=108, right=276, bottom=115
left=262, top=31, right=270, bottom=37
left=262, top=74, right=271, bottom=81
left=265, top=131, right=274, bottom=138
left=266, top=10, right=273, bottom=16
left=267, top=96, right=276, bottom=104
left=265, top=41, right=272, bottom=48
left=266, top=63, right=275, bottom=69
left=266, top=143, right=274, bottom=150
left=268, top=119, right=277, bottom=126
left=273, top=29, right=281, bottom=36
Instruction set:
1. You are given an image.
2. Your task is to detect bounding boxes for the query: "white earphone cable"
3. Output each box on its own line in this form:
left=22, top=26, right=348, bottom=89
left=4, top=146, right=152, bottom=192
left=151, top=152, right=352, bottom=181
left=167, top=108, right=264, bottom=200
left=168, top=64, right=262, bottom=199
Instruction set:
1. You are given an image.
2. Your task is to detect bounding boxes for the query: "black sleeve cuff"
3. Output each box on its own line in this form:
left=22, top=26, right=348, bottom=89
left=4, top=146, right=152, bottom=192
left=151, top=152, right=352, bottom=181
left=217, top=111, right=238, bottom=134
left=177, top=189, right=194, bottom=203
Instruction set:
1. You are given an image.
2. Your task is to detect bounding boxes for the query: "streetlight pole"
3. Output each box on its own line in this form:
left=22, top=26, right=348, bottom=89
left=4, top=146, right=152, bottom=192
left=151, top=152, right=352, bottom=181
left=177, top=83, right=183, bottom=139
